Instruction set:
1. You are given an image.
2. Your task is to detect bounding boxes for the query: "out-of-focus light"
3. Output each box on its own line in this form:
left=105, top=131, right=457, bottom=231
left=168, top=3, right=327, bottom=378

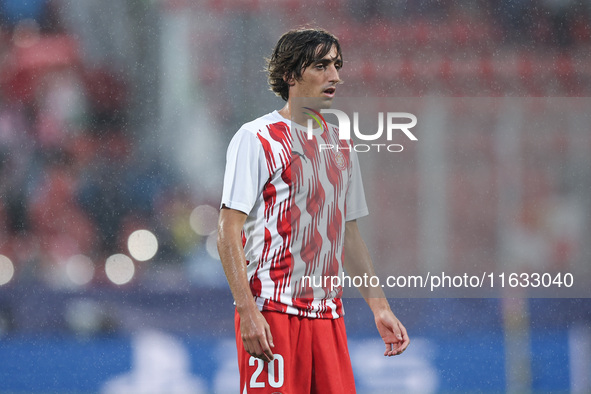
left=105, top=254, right=135, bottom=285
left=66, top=255, right=95, bottom=286
left=127, top=229, right=158, bottom=262
left=190, top=205, right=219, bottom=236
left=206, top=233, right=220, bottom=260
left=65, top=299, right=103, bottom=336
left=0, top=255, right=14, bottom=285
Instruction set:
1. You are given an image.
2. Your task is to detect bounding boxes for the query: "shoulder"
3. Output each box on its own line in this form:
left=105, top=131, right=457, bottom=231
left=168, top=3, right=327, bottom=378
left=239, top=111, right=287, bottom=137
left=227, top=112, right=278, bottom=148
left=233, top=112, right=292, bottom=155
left=226, top=111, right=291, bottom=160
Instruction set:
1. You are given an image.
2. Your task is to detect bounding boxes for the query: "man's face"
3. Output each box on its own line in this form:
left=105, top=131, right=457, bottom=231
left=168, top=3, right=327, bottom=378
left=288, top=45, right=342, bottom=106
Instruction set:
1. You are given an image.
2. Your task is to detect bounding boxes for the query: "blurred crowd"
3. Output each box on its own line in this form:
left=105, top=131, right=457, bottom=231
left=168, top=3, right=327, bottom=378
left=347, top=0, right=591, bottom=47
left=0, top=0, right=209, bottom=289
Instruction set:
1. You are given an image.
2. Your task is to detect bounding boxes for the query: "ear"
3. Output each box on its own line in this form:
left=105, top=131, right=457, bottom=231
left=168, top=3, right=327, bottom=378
left=283, top=72, right=296, bottom=86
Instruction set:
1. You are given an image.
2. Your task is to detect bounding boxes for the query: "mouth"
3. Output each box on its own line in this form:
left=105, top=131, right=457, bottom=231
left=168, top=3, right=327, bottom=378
left=323, top=86, right=336, bottom=97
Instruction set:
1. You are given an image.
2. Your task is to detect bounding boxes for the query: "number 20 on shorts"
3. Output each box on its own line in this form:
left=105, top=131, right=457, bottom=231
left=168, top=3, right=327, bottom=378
left=249, top=354, right=285, bottom=389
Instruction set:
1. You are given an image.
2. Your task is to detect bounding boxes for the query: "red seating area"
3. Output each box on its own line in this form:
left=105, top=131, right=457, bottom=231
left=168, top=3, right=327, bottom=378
left=195, top=1, right=591, bottom=96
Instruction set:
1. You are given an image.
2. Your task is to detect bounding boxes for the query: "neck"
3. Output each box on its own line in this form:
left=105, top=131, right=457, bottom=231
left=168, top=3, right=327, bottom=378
left=279, top=102, right=307, bottom=125
left=279, top=100, right=326, bottom=127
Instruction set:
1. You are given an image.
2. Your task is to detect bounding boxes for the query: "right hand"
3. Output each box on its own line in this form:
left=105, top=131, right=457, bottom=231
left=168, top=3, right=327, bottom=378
left=239, top=307, right=275, bottom=362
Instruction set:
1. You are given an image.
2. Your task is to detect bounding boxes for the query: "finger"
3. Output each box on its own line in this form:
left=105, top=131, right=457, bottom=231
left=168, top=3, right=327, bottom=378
left=388, top=332, right=409, bottom=356
left=392, top=323, right=404, bottom=343
left=259, top=336, right=274, bottom=362
left=399, top=335, right=410, bottom=353
left=243, top=339, right=255, bottom=358
left=265, top=324, right=275, bottom=348
left=385, top=342, right=396, bottom=357
left=392, top=342, right=409, bottom=355
left=243, top=334, right=266, bottom=359
left=244, top=328, right=273, bottom=362
left=258, top=352, right=272, bottom=362
left=398, top=322, right=409, bottom=340
left=394, top=343, right=406, bottom=355
left=396, top=324, right=410, bottom=353
left=386, top=335, right=402, bottom=356
left=249, top=340, right=271, bottom=362
left=388, top=345, right=397, bottom=357
left=243, top=336, right=257, bottom=354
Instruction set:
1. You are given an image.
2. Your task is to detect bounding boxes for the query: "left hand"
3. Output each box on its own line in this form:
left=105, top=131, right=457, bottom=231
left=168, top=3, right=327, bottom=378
left=374, top=309, right=410, bottom=356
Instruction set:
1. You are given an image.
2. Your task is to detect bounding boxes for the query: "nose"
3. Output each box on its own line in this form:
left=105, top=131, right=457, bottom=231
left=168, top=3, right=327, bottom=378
left=328, top=64, right=340, bottom=83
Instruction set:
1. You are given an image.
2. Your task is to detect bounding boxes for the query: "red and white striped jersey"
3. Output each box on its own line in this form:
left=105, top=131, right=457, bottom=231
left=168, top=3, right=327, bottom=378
left=221, top=110, right=368, bottom=319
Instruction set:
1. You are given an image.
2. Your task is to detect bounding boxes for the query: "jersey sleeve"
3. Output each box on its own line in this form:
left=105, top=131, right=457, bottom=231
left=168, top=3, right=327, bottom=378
left=345, top=148, right=369, bottom=221
left=221, top=129, right=269, bottom=215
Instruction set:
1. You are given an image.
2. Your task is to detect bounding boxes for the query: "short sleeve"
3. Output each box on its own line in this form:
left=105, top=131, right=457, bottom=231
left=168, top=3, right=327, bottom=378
left=221, top=129, right=269, bottom=215
left=345, top=148, right=369, bottom=221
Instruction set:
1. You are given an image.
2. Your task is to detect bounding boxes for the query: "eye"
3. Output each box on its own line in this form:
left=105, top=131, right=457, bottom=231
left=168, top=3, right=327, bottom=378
left=315, top=63, right=326, bottom=70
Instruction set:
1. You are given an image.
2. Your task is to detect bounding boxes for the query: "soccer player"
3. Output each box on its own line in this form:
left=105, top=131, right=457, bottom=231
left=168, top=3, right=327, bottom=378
left=217, top=27, right=409, bottom=393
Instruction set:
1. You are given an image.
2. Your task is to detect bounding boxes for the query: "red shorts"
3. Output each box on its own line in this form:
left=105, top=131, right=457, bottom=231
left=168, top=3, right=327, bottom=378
left=235, top=310, right=356, bottom=394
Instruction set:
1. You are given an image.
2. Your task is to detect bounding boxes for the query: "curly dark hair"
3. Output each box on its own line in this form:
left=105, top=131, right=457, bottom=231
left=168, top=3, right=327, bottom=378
left=266, top=28, right=342, bottom=101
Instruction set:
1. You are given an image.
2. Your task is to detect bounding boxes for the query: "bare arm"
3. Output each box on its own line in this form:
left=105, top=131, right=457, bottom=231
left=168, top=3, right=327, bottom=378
left=343, top=220, right=410, bottom=356
left=217, top=206, right=274, bottom=362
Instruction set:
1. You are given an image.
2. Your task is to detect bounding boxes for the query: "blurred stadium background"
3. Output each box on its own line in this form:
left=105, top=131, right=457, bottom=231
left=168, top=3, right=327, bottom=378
left=0, top=0, right=591, bottom=392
